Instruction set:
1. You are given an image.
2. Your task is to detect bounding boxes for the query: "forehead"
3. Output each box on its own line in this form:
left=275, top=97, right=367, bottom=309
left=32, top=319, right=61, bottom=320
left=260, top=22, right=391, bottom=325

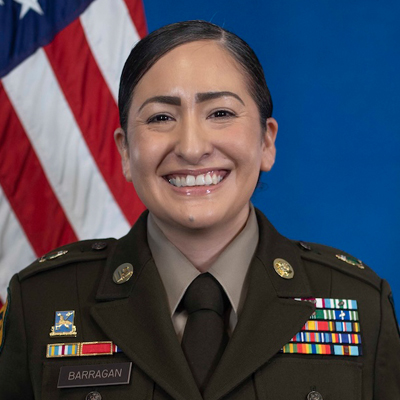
left=132, top=40, right=250, bottom=102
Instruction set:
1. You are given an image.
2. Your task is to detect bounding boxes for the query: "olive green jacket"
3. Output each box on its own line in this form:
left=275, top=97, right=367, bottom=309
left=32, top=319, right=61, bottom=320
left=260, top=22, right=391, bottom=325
left=0, top=210, right=399, bottom=399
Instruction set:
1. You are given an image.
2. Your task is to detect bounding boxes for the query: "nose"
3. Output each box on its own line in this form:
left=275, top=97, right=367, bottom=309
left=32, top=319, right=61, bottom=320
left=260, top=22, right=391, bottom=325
left=174, top=117, right=213, bottom=164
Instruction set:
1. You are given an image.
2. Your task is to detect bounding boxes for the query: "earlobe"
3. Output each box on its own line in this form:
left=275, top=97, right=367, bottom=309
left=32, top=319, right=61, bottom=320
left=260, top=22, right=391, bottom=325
left=260, top=117, right=278, bottom=172
left=114, top=127, right=132, bottom=182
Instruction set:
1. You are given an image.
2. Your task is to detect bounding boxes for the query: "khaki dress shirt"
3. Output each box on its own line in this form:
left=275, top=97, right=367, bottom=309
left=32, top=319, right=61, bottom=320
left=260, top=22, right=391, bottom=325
left=147, top=204, right=259, bottom=340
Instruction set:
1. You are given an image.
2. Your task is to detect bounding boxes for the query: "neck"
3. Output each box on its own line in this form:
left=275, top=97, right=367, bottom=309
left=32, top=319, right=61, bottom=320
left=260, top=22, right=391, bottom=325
left=151, top=206, right=250, bottom=273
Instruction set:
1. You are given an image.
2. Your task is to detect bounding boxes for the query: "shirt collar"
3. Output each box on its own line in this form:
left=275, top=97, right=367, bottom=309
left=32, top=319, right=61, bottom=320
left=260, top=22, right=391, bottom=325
left=147, top=204, right=259, bottom=317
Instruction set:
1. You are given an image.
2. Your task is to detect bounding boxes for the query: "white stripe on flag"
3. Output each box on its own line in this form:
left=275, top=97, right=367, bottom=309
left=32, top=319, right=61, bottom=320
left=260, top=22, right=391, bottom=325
left=80, top=0, right=141, bottom=102
left=2, top=49, right=130, bottom=240
left=0, top=185, right=36, bottom=300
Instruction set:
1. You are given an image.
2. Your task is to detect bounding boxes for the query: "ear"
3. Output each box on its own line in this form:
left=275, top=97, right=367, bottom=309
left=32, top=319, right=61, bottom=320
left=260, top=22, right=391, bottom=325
left=260, top=117, right=278, bottom=172
left=114, top=127, right=132, bottom=182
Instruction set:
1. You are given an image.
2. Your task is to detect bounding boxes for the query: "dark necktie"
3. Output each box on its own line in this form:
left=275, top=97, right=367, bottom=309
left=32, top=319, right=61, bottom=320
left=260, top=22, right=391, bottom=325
left=181, top=273, right=230, bottom=392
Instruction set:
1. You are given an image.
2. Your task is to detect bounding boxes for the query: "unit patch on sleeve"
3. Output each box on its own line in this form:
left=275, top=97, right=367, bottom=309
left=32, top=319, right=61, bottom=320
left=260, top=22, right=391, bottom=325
left=281, top=298, right=362, bottom=356
left=0, top=291, right=10, bottom=353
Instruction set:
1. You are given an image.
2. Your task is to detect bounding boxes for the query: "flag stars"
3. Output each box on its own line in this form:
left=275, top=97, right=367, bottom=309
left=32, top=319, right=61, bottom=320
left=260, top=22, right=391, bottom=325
left=13, top=0, right=44, bottom=19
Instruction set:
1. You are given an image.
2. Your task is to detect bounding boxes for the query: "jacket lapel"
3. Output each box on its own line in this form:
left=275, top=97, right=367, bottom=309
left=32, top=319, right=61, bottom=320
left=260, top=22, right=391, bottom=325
left=91, top=210, right=316, bottom=400
left=204, top=210, right=316, bottom=400
left=91, top=212, right=202, bottom=400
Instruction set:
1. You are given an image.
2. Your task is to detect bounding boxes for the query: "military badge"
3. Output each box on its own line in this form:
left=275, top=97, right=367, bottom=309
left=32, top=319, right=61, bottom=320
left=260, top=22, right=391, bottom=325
left=113, top=263, right=134, bottom=284
left=273, top=258, right=294, bottom=279
left=50, top=310, right=77, bottom=337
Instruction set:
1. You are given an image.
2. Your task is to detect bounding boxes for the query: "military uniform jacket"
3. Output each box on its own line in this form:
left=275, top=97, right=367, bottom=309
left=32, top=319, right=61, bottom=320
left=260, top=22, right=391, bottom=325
left=0, top=209, right=399, bottom=399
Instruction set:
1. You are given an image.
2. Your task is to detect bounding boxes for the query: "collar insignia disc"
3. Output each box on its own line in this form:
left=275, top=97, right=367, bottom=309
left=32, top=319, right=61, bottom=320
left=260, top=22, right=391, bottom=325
left=273, top=258, right=295, bottom=279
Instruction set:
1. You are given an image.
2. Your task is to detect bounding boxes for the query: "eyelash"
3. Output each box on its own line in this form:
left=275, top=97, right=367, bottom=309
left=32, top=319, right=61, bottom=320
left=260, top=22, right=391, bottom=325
left=147, top=114, right=174, bottom=123
left=146, top=109, right=236, bottom=123
left=208, top=109, right=236, bottom=119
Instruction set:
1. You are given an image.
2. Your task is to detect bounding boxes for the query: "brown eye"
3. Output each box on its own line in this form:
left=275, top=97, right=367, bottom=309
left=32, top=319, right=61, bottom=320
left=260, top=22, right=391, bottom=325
left=209, top=110, right=236, bottom=119
left=147, top=114, right=173, bottom=123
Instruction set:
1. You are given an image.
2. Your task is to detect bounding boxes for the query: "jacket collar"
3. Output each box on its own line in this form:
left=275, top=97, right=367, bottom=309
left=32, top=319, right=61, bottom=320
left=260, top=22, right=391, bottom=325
left=94, top=211, right=152, bottom=301
left=252, top=208, right=312, bottom=298
left=92, top=211, right=201, bottom=400
left=92, top=209, right=315, bottom=400
left=204, top=209, right=314, bottom=399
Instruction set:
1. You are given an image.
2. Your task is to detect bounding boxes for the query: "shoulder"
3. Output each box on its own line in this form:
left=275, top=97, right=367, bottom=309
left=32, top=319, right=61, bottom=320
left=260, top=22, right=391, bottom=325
left=293, top=240, right=382, bottom=290
left=254, top=207, right=382, bottom=291
left=254, top=207, right=383, bottom=291
left=17, top=238, right=117, bottom=282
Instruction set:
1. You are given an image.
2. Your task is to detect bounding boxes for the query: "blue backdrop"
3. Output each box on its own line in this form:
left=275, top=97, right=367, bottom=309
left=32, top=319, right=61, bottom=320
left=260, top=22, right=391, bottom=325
left=143, top=1, right=400, bottom=303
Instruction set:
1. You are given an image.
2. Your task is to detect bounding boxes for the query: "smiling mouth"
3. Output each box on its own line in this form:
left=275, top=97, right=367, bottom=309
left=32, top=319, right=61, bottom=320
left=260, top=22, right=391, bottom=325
left=164, top=171, right=228, bottom=187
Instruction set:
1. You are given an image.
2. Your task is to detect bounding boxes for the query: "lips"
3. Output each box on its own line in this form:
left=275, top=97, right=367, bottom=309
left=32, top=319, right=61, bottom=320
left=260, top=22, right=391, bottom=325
left=164, top=170, right=228, bottom=187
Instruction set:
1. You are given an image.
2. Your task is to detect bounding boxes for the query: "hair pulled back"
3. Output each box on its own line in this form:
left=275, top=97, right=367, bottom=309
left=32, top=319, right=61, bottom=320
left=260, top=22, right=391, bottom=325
left=118, top=20, right=273, bottom=133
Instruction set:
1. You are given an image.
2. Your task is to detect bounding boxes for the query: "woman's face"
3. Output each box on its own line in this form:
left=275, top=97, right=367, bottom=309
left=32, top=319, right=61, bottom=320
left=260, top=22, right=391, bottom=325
left=115, top=40, right=277, bottom=232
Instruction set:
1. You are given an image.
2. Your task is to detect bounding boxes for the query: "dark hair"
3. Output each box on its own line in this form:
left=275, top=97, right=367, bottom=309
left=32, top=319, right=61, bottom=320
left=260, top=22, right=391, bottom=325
left=118, top=20, right=273, bottom=134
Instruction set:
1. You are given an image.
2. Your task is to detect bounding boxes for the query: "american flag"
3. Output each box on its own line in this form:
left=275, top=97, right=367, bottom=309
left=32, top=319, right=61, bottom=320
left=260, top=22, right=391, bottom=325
left=0, top=0, right=147, bottom=305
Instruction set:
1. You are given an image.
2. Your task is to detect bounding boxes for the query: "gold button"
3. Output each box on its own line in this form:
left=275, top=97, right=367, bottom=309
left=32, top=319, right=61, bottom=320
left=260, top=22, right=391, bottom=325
left=273, top=258, right=294, bottom=279
left=113, top=263, right=134, bottom=284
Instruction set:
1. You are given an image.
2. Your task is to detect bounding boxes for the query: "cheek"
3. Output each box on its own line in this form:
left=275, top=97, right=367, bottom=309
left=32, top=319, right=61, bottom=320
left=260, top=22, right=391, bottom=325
left=128, top=134, right=155, bottom=171
left=128, top=133, right=171, bottom=180
left=221, top=127, right=264, bottom=167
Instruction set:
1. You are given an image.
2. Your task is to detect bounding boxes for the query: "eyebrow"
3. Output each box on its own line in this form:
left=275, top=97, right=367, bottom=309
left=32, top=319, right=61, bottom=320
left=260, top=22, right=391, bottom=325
left=195, top=91, right=245, bottom=105
left=138, top=91, right=245, bottom=112
left=138, top=96, right=181, bottom=112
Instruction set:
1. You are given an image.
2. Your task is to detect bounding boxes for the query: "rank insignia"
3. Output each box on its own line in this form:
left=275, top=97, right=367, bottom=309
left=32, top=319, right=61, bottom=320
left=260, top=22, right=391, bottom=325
left=39, top=250, right=68, bottom=263
left=50, top=311, right=77, bottom=337
left=281, top=298, right=363, bottom=356
left=336, top=254, right=365, bottom=269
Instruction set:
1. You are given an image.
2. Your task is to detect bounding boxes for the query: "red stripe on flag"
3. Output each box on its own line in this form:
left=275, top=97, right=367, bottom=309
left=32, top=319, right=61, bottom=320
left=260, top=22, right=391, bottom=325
left=0, top=83, right=78, bottom=256
left=44, top=20, right=145, bottom=226
left=124, top=0, right=147, bottom=38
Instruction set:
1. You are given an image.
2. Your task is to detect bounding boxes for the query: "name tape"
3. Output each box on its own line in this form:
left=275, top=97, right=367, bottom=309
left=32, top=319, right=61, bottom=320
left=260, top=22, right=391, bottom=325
left=58, top=362, right=132, bottom=388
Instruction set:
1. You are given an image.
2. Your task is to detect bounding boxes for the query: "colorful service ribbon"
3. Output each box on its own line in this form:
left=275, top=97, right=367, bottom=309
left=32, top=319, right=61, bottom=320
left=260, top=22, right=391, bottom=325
left=281, top=343, right=362, bottom=356
left=282, top=298, right=362, bottom=357
left=46, top=341, right=122, bottom=358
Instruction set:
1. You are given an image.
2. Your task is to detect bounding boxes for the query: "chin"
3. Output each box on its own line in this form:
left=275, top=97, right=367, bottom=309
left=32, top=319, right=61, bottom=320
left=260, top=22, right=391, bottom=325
left=160, top=208, right=223, bottom=232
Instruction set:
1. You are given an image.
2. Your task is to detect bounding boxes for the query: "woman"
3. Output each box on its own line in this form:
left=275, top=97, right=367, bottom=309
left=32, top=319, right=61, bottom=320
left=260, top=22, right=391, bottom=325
left=0, top=20, right=399, bottom=400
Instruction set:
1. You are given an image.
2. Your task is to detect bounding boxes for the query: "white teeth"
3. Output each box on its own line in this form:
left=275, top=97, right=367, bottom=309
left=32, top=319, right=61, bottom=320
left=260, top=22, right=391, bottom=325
left=168, top=172, right=225, bottom=187
left=195, top=175, right=205, bottom=185
left=186, top=175, right=196, bottom=186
